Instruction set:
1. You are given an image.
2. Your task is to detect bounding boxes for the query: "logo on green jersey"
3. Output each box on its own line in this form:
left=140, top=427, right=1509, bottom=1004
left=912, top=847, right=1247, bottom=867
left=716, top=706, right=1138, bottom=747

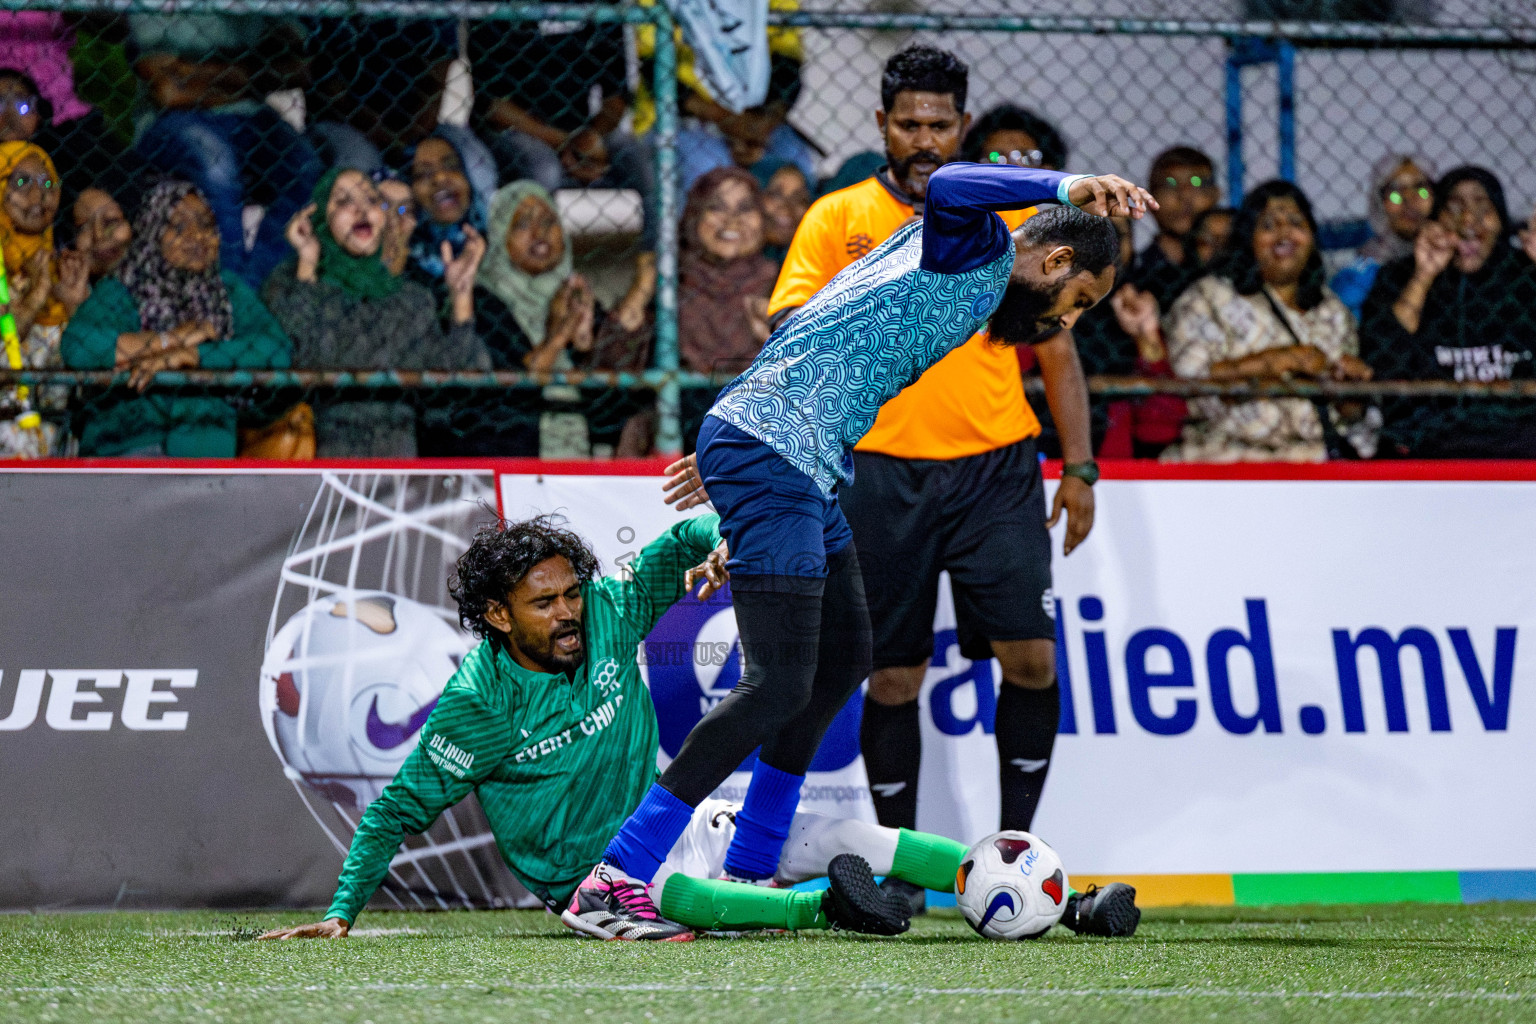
left=426, top=732, right=475, bottom=778
left=591, top=658, right=621, bottom=696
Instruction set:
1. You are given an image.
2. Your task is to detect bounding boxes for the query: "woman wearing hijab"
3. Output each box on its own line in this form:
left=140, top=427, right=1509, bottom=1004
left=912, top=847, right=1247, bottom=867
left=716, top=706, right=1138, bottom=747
left=1361, top=165, right=1536, bottom=457
left=407, top=132, right=489, bottom=302
left=469, top=179, right=652, bottom=456
left=62, top=179, right=290, bottom=456
left=263, top=167, right=489, bottom=456
left=675, top=166, right=778, bottom=451
left=1330, top=154, right=1436, bottom=317
left=475, top=179, right=589, bottom=370
left=0, top=140, right=89, bottom=455
left=678, top=166, right=777, bottom=376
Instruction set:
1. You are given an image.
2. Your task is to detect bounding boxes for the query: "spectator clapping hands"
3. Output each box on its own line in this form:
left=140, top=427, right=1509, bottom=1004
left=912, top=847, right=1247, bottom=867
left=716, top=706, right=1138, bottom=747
left=53, top=247, right=89, bottom=313
left=531, top=273, right=596, bottom=371
left=442, top=223, right=486, bottom=326
left=1110, top=284, right=1165, bottom=362
left=1411, top=220, right=1456, bottom=284
left=285, top=202, right=323, bottom=281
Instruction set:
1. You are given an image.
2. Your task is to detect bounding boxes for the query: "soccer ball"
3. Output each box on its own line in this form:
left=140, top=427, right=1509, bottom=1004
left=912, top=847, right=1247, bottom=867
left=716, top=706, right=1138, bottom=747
left=259, top=589, right=470, bottom=810
left=955, top=830, right=1069, bottom=940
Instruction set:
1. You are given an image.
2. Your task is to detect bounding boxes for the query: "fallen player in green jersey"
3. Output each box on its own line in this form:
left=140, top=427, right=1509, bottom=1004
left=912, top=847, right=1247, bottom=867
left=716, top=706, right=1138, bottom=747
left=261, top=511, right=1137, bottom=941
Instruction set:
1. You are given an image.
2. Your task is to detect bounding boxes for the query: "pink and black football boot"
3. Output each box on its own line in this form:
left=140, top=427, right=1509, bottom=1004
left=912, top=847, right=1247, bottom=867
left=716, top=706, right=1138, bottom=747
left=561, top=863, right=694, bottom=941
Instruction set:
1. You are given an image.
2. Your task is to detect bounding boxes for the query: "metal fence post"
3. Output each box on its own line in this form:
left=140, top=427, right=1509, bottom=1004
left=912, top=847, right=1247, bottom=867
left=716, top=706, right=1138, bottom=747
left=1277, top=39, right=1296, bottom=183
left=649, top=3, right=683, bottom=456
left=1225, top=43, right=1246, bottom=207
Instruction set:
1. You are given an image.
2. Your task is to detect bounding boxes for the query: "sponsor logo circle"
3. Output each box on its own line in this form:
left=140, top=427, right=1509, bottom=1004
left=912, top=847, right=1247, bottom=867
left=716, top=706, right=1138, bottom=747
left=643, top=592, right=861, bottom=772
left=969, top=290, right=1000, bottom=319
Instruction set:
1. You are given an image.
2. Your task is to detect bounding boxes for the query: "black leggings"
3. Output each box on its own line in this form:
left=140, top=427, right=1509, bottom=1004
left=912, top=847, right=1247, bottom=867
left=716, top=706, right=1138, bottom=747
left=660, top=544, right=874, bottom=806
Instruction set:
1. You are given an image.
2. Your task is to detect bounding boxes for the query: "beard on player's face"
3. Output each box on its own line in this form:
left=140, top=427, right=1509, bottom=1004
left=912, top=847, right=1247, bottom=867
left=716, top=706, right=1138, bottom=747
left=988, top=277, right=1069, bottom=347
left=887, top=147, right=948, bottom=200
left=511, top=615, right=586, bottom=674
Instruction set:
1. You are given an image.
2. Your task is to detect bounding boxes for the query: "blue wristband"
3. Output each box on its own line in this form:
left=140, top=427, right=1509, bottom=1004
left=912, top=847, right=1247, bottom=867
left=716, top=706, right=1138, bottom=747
left=1057, top=174, right=1091, bottom=208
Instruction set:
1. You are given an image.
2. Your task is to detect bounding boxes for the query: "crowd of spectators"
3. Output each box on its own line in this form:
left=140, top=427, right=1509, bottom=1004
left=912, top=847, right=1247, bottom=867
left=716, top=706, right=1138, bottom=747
left=1034, top=141, right=1536, bottom=461
left=1, top=9, right=1532, bottom=461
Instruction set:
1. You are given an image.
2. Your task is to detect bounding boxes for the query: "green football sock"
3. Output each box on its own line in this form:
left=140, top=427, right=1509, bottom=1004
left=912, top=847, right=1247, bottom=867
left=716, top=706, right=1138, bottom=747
left=658, top=873, right=828, bottom=931
left=890, top=829, right=969, bottom=892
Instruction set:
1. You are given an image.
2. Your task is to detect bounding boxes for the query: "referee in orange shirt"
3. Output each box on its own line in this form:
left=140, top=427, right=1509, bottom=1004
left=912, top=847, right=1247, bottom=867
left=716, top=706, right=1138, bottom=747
left=771, top=45, right=1100, bottom=915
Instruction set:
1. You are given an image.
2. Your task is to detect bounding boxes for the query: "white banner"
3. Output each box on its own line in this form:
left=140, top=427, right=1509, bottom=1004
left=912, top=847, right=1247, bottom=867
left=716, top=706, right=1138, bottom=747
left=501, top=472, right=1536, bottom=875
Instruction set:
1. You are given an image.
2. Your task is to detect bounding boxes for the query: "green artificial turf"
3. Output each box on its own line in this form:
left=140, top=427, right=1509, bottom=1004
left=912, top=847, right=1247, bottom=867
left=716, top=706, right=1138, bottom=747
left=3, top=904, right=1535, bottom=1024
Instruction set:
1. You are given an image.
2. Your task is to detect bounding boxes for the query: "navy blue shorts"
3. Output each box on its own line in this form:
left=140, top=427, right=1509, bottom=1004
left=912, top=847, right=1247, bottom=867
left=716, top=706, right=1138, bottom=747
left=696, top=415, right=853, bottom=592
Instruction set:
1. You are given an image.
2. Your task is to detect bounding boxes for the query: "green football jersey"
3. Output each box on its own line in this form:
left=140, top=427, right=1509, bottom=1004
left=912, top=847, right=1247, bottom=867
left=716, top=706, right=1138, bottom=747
left=326, top=514, right=722, bottom=922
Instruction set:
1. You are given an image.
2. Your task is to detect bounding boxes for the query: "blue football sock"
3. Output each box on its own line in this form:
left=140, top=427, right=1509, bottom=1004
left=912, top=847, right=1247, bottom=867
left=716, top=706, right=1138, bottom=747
left=602, top=784, right=695, bottom=884
left=722, top=761, right=805, bottom=881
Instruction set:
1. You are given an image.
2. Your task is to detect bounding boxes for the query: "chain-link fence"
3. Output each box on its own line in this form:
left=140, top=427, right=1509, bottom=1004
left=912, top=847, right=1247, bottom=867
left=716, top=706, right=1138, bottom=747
left=2, top=1, right=1535, bottom=460
left=0, top=0, right=682, bottom=459
left=779, top=5, right=1536, bottom=460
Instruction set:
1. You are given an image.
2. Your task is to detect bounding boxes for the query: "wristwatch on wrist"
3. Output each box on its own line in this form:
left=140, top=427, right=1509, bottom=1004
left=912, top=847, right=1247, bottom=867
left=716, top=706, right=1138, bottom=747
left=1061, top=460, right=1100, bottom=487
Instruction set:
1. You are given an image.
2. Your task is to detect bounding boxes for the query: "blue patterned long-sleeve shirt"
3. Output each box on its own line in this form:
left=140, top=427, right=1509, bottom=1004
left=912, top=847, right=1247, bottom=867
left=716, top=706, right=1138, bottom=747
left=710, top=162, right=1082, bottom=494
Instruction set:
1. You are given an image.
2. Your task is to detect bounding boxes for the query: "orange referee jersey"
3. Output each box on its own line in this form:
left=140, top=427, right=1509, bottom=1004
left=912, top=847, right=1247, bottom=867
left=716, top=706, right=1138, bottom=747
left=769, top=173, right=1039, bottom=461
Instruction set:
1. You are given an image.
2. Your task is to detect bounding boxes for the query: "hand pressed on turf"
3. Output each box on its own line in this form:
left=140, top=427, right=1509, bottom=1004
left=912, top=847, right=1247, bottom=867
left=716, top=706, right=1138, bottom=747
left=1047, top=475, right=1095, bottom=556
left=258, top=918, right=349, bottom=940
left=662, top=452, right=710, bottom=510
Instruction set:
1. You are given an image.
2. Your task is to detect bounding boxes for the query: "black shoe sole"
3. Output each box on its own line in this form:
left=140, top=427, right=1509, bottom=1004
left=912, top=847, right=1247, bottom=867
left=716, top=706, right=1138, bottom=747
left=1076, top=883, right=1141, bottom=938
left=878, top=877, right=928, bottom=917
left=824, top=854, right=911, bottom=936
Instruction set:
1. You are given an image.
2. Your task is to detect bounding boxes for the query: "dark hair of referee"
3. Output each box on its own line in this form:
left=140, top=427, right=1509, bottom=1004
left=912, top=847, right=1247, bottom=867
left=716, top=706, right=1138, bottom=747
left=876, top=45, right=972, bottom=203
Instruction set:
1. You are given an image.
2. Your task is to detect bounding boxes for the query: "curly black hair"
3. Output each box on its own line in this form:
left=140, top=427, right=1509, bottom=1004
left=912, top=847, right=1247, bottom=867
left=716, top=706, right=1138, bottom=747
left=881, top=44, right=968, bottom=113
left=447, top=510, right=601, bottom=640
left=960, top=104, right=1069, bottom=170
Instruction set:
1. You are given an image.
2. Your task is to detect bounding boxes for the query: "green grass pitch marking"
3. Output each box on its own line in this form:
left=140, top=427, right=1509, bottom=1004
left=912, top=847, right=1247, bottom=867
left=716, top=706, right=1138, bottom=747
left=3, top=904, right=1535, bottom=1024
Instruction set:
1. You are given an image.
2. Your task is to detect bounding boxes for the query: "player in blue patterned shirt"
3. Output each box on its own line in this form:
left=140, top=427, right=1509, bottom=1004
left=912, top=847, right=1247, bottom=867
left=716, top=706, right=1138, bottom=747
left=579, top=156, right=1157, bottom=932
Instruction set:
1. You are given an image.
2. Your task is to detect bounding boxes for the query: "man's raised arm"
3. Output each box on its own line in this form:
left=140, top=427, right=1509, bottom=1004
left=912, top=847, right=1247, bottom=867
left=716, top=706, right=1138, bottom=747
left=920, top=163, right=1077, bottom=274
left=922, top=163, right=1155, bottom=274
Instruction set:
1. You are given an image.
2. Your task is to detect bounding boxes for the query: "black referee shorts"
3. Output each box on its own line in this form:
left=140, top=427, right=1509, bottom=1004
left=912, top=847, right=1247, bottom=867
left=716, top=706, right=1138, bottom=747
left=840, top=438, right=1055, bottom=670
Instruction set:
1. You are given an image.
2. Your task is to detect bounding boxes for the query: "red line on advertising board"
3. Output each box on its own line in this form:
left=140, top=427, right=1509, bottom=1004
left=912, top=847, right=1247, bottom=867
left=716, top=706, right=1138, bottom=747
left=0, top=456, right=678, bottom=475
left=2, top=457, right=1536, bottom=482
left=1066, top=460, right=1536, bottom=482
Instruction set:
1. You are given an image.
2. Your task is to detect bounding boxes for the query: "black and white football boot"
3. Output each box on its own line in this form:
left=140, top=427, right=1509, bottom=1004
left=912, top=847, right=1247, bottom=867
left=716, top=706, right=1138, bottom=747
left=822, top=854, right=912, bottom=936
left=1059, top=882, right=1141, bottom=937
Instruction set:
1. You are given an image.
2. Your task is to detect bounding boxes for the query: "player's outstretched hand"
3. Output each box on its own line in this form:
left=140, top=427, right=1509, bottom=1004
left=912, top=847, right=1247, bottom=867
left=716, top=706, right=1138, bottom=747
left=1047, top=475, right=1096, bottom=557
left=259, top=918, right=349, bottom=940
left=685, top=541, right=730, bottom=600
left=662, top=453, right=710, bottom=510
left=1068, top=175, right=1158, bottom=220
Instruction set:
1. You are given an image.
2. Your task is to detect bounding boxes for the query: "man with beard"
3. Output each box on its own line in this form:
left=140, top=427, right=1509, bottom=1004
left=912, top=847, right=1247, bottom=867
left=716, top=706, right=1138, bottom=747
left=758, top=45, right=1123, bottom=919
left=582, top=55, right=1154, bottom=934
left=260, top=513, right=917, bottom=942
